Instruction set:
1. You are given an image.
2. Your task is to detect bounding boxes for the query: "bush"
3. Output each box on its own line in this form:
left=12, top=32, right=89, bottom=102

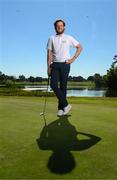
left=0, top=89, right=55, bottom=97
left=105, top=89, right=117, bottom=97
left=5, top=80, right=16, bottom=89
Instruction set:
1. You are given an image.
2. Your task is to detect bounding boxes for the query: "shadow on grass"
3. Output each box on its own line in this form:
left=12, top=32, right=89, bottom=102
left=36, top=115, right=101, bottom=174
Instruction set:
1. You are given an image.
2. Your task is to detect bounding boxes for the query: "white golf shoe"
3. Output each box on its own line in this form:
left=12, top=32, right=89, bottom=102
left=57, top=109, right=64, bottom=116
left=63, top=104, right=72, bottom=115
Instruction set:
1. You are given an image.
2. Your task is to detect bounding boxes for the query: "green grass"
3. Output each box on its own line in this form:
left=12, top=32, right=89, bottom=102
left=0, top=96, right=117, bottom=179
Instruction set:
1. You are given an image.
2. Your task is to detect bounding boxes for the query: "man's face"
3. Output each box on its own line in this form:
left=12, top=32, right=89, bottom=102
left=55, top=21, right=65, bottom=34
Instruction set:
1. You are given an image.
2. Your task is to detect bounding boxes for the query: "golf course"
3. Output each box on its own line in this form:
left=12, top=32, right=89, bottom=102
left=0, top=96, right=117, bottom=179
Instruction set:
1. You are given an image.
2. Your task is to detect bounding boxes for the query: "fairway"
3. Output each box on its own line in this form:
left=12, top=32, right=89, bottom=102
left=0, top=96, right=117, bottom=179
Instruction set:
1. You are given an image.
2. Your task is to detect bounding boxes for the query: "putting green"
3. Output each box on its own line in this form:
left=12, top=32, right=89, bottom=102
left=0, top=96, right=117, bottom=179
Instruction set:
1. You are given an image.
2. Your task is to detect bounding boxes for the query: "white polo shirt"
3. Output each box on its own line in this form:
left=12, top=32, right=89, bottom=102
left=46, top=33, right=79, bottom=62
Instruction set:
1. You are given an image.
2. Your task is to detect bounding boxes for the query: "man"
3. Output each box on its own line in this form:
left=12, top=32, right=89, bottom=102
left=46, top=19, right=83, bottom=116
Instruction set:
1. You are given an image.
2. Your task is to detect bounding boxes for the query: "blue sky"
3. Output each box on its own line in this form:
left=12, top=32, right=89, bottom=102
left=0, top=0, right=117, bottom=78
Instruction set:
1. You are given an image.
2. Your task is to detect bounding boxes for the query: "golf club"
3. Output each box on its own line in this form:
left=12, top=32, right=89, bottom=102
left=40, top=76, right=50, bottom=116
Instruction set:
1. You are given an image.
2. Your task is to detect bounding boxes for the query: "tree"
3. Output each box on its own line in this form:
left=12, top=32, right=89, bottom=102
left=35, top=76, right=42, bottom=82
left=93, top=73, right=103, bottom=88
left=68, top=76, right=73, bottom=81
left=28, top=76, right=35, bottom=82
left=69, top=76, right=86, bottom=82
left=7, top=75, right=16, bottom=82
left=77, top=76, right=86, bottom=82
left=87, top=76, right=94, bottom=81
left=0, top=72, right=7, bottom=83
left=19, top=75, right=26, bottom=82
left=106, top=55, right=117, bottom=96
left=102, top=75, right=107, bottom=87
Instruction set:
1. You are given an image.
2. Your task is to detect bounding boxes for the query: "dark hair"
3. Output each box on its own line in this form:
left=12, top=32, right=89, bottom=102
left=54, top=19, right=65, bottom=29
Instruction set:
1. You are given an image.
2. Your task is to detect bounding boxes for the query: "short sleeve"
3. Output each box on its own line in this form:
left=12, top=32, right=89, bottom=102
left=69, top=36, right=79, bottom=48
left=46, top=37, right=53, bottom=50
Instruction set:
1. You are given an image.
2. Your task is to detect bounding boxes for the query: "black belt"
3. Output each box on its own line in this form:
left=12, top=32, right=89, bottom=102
left=52, top=61, right=67, bottom=63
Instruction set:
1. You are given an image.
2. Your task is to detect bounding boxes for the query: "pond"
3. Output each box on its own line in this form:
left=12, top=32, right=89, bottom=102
left=67, top=89, right=105, bottom=97
left=24, top=85, right=106, bottom=97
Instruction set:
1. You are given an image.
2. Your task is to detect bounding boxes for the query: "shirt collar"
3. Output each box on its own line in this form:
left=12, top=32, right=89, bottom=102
left=56, top=33, right=65, bottom=37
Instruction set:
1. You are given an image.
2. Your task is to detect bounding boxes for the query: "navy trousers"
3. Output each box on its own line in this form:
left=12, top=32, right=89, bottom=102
left=50, top=62, right=70, bottom=110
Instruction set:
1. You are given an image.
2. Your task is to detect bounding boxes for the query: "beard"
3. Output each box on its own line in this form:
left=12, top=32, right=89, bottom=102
left=56, top=28, right=65, bottom=35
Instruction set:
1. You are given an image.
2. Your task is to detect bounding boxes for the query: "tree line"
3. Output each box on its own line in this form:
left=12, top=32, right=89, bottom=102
left=0, top=55, right=117, bottom=93
left=0, top=71, right=107, bottom=88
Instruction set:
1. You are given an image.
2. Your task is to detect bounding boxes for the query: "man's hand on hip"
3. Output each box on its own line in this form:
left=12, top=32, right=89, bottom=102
left=66, top=59, right=74, bottom=64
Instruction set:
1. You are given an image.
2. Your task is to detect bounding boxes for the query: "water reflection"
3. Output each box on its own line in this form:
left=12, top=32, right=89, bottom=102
left=67, top=89, right=106, bottom=97
left=24, top=85, right=106, bottom=97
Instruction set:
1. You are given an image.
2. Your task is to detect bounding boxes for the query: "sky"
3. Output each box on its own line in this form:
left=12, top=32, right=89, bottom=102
left=0, top=0, right=117, bottom=78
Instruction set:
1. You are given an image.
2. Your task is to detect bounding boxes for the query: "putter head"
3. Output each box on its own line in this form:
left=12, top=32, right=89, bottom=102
left=40, top=112, right=44, bottom=116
